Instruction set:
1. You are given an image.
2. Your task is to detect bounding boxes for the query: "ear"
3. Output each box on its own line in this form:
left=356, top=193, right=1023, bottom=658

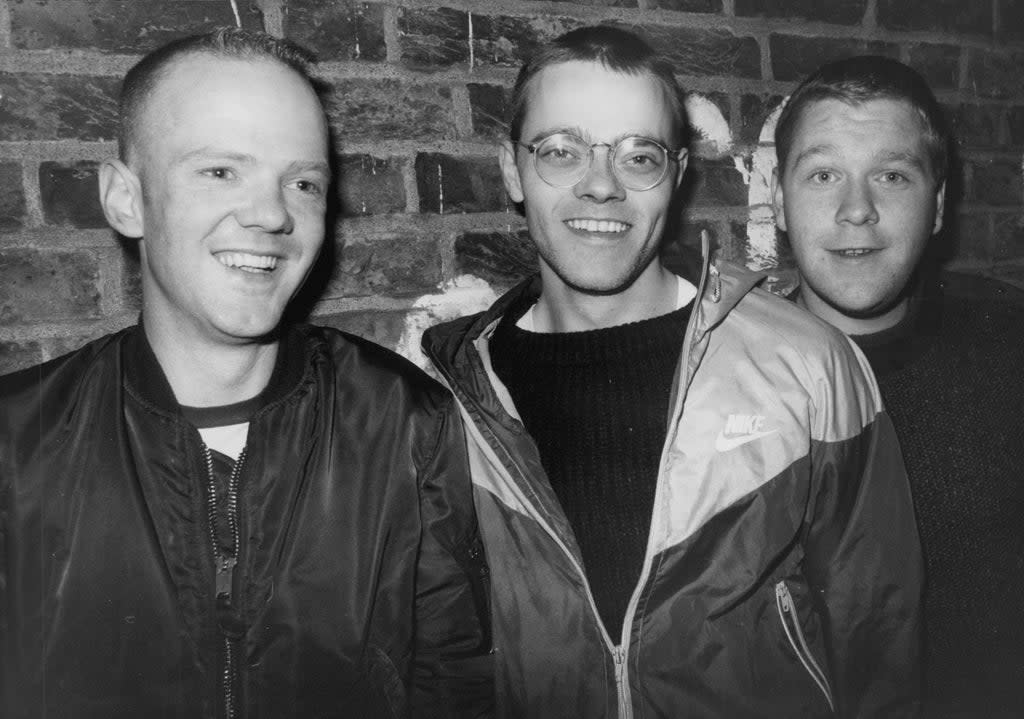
left=498, top=141, right=525, bottom=204
left=672, top=148, right=688, bottom=190
left=98, top=159, right=144, bottom=238
left=770, top=167, right=787, bottom=232
left=932, top=180, right=946, bottom=235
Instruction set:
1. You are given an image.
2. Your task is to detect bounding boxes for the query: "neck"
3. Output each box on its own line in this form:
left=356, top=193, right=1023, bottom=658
left=143, top=314, right=279, bottom=408
left=798, top=292, right=909, bottom=337
left=532, top=263, right=678, bottom=333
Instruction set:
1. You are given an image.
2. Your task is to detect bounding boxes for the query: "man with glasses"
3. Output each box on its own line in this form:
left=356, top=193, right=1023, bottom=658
left=423, top=25, right=922, bottom=718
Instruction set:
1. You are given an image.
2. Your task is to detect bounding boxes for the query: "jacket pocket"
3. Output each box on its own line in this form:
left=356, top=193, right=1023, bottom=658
left=775, top=580, right=835, bottom=714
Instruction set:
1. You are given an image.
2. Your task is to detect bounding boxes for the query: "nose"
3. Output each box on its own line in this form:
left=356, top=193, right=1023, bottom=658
left=236, top=182, right=294, bottom=234
left=835, top=179, right=879, bottom=226
left=573, top=146, right=626, bottom=203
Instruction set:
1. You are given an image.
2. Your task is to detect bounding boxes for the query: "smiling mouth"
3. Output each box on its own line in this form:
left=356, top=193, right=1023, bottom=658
left=565, top=218, right=631, bottom=233
left=831, top=248, right=878, bottom=257
left=216, top=252, right=278, bottom=273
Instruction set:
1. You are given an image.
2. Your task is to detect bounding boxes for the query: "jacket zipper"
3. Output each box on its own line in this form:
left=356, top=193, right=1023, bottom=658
left=612, top=234, right=718, bottom=719
left=203, top=444, right=247, bottom=719
left=775, top=581, right=835, bottom=713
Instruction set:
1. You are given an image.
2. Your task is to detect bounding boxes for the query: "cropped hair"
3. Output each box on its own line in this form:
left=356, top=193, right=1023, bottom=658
left=774, top=55, right=949, bottom=184
left=118, top=27, right=316, bottom=163
left=508, top=25, right=690, bottom=149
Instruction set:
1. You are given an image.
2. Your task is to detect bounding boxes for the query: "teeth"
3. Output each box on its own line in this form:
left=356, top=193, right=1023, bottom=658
left=566, top=219, right=629, bottom=233
left=837, top=249, right=873, bottom=257
left=217, top=252, right=277, bottom=272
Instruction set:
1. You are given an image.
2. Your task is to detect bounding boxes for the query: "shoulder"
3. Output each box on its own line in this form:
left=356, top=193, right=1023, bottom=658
left=938, top=273, right=1024, bottom=338
left=715, top=283, right=882, bottom=437
left=727, top=284, right=866, bottom=368
left=0, top=330, right=128, bottom=459
left=0, top=330, right=126, bottom=407
left=301, top=324, right=454, bottom=411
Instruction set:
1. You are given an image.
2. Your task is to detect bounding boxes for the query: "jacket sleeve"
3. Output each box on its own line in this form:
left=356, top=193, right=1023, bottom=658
left=802, top=340, right=923, bottom=718
left=410, top=394, right=494, bottom=719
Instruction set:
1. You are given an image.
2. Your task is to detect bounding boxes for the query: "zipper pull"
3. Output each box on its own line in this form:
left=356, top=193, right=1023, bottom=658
left=775, top=580, right=794, bottom=613
left=216, top=555, right=237, bottom=599
left=215, top=555, right=246, bottom=640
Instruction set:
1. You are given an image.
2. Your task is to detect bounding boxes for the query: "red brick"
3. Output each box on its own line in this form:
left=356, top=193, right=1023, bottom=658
left=770, top=36, right=899, bottom=82
left=906, top=44, right=961, bottom=93
left=314, top=308, right=409, bottom=352
left=736, top=0, right=866, bottom=24
left=948, top=104, right=1006, bottom=150
left=323, top=79, right=457, bottom=141
left=0, top=340, right=43, bottom=375
left=968, top=158, right=1023, bottom=206
left=415, top=154, right=507, bottom=214
left=966, top=49, right=1024, bottom=100
left=739, top=94, right=785, bottom=147
left=635, top=24, right=761, bottom=79
left=649, top=0, right=721, bottom=12
left=520, top=0, right=636, bottom=6
left=398, top=8, right=578, bottom=70
left=468, top=83, right=509, bottom=140
left=999, top=0, right=1024, bottom=42
left=398, top=7, right=469, bottom=69
left=40, top=161, right=107, bottom=229
left=337, top=155, right=406, bottom=217
left=0, top=163, right=27, bottom=233
left=454, top=229, right=536, bottom=288
left=0, top=73, right=120, bottom=141
left=332, top=234, right=442, bottom=298
left=11, top=0, right=264, bottom=53
left=878, top=0, right=990, bottom=35
left=0, top=249, right=103, bottom=323
left=284, top=0, right=385, bottom=62
left=687, top=156, right=748, bottom=207
left=1008, top=106, right=1024, bottom=146
left=991, top=213, right=1024, bottom=261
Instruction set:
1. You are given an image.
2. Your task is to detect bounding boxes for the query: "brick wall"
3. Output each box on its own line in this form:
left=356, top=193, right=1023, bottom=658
left=1, top=0, right=1022, bottom=373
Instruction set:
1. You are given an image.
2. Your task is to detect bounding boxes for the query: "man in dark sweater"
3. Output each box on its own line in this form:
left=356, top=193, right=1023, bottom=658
left=424, top=27, right=923, bottom=717
left=772, top=55, right=1024, bottom=717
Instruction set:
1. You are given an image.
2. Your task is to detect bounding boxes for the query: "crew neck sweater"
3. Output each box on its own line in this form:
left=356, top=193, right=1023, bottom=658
left=489, top=296, right=691, bottom=634
left=845, top=274, right=1024, bottom=717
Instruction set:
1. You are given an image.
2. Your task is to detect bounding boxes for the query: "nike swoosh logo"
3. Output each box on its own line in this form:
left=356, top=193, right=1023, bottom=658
left=714, top=429, right=778, bottom=452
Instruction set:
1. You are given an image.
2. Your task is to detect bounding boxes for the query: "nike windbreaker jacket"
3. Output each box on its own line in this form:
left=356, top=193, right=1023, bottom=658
left=422, top=256, right=923, bottom=719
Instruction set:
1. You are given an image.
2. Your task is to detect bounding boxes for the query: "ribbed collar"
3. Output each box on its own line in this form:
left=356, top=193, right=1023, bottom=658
left=490, top=290, right=692, bottom=369
left=122, top=323, right=308, bottom=419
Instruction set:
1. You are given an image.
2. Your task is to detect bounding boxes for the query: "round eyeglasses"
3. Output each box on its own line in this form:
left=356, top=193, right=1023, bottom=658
left=515, top=133, right=683, bottom=192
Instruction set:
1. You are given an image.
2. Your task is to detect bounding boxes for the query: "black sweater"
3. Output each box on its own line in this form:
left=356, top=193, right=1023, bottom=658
left=848, top=273, right=1024, bottom=718
left=489, top=296, right=690, bottom=634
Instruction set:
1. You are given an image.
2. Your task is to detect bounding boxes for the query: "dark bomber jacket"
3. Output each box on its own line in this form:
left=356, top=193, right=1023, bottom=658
left=0, top=324, right=492, bottom=718
left=423, top=258, right=923, bottom=719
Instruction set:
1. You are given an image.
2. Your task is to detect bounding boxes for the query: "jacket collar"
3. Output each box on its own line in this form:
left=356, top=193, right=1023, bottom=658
left=122, top=323, right=309, bottom=417
left=424, top=243, right=766, bottom=376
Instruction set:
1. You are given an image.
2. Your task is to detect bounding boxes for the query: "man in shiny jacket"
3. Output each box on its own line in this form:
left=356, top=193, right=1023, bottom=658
left=422, top=26, right=922, bottom=718
left=0, top=29, right=491, bottom=718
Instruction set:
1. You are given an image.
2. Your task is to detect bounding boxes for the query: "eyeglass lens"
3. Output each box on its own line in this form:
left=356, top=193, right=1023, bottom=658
left=533, top=134, right=670, bottom=191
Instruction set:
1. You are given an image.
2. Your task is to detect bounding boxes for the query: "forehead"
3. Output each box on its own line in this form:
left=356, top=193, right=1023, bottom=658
left=136, top=54, right=327, bottom=165
left=520, top=60, right=675, bottom=141
left=786, top=98, right=930, bottom=163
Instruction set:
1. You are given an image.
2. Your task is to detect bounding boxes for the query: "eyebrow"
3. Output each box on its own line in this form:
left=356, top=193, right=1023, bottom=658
left=526, top=126, right=670, bottom=146
left=790, top=144, right=928, bottom=170
left=176, top=148, right=331, bottom=178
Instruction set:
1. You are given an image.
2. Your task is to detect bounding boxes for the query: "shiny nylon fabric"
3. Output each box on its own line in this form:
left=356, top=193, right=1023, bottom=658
left=0, top=325, right=488, bottom=719
left=423, top=261, right=922, bottom=718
